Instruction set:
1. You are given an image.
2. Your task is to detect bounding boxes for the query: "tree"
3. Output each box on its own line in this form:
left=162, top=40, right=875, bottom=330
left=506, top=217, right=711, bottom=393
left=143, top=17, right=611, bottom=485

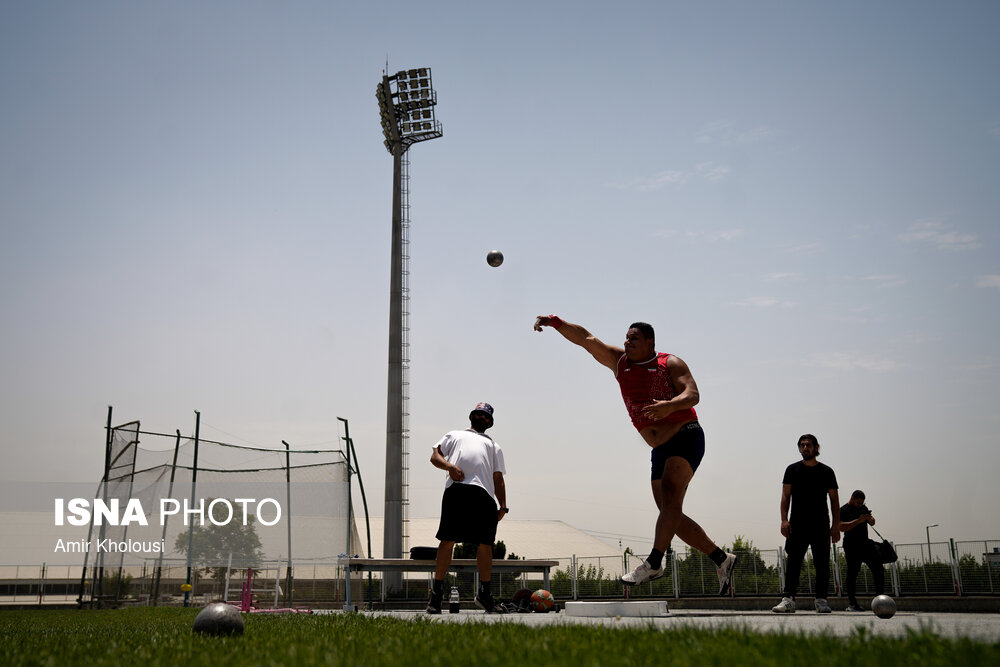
left=551, top=561, right=617, bottom=599
left=957, top=553, right=993, bottom=593
left=727, top=535, right=780, bottom=596
left=174, top=499, right=265, bottom=585
left=100, top=570, right=133, bottom=600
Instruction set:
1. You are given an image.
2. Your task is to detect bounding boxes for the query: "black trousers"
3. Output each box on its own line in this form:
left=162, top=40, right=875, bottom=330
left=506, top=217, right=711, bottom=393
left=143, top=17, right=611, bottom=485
left=844, top=539, right=885, bottom=605
left=783, top=529, right=831, bottom=599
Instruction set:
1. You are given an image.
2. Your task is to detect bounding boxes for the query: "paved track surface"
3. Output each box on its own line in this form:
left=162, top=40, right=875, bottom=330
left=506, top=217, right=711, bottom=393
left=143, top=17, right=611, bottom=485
left=322, top=608, right=1000, bottom=641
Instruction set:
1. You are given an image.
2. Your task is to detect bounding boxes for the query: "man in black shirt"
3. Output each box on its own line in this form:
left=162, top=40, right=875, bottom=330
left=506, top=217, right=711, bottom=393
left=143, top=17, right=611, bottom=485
left=839, top=489, right=885, bottom=611
left=773, top=434, right=840, bottom=613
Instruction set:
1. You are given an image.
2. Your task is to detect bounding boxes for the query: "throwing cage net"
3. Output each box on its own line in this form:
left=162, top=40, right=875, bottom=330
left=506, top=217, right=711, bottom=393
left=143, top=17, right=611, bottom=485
left=79, top=414, right=361, bottom=608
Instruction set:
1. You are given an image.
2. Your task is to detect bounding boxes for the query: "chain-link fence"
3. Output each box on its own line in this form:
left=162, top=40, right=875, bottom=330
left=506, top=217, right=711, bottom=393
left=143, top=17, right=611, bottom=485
left=542, top=539, right=1000, bottom=601
left=5, top=539, right=998, bottom=606
left=605, top=539, right=1000, bottom=600
left=0, top=565, right=79, bottom=604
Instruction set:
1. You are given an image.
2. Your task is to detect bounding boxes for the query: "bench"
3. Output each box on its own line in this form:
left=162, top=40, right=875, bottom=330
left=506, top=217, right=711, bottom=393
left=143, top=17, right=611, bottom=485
left=336, top=558, right=561, bottom=609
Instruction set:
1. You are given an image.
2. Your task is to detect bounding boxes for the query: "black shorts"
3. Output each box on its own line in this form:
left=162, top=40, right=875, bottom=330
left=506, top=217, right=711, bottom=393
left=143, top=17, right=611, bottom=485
left=650, top=421, right=705, bottom=480
left=435, top=482, right=498, bottom=545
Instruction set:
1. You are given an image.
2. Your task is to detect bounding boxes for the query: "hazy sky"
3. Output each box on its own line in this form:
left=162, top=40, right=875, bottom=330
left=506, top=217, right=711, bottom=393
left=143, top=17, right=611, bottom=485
left=2, top=1, right=998, bottom=559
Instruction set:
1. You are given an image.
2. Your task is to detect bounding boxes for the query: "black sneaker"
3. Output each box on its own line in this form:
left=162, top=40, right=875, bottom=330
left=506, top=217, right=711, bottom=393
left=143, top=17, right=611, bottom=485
left=474, top=592, right=505, bottom=614
left=426, top=590, right=443, bottom=614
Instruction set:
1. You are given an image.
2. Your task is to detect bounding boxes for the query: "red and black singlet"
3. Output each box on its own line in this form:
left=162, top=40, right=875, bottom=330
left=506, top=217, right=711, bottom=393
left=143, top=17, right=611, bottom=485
left=615, top=352, right=697, bottom=431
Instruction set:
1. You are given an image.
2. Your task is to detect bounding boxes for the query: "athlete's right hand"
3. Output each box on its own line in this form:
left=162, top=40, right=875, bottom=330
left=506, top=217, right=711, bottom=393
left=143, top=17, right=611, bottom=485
left=448, top=465, right=464, bottom=482
left=780, top=520, right=791, bottom=538
left=533, top=315, right=563, bottom=331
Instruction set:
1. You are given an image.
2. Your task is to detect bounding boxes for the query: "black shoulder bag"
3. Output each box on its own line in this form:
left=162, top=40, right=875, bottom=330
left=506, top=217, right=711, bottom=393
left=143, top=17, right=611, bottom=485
left=871, top=526, right=898, bottom=564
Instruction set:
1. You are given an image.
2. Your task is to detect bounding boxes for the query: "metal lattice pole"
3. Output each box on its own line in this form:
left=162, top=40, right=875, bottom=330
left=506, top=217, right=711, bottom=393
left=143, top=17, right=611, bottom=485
left=376, top=67, right=442, bottom=593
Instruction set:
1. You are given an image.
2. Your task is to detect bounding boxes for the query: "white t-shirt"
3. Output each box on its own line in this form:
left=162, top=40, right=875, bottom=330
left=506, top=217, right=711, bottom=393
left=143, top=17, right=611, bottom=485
left=434, top=428, right=506, bottom=500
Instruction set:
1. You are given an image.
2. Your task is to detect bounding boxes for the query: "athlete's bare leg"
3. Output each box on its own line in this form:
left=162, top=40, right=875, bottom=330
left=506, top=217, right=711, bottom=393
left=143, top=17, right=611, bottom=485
left=651, top=462, right=718, bottom=555
left=651, top=456, right=693, bottom=553
left=434, top=540, right=455, bottom=580
left=476, top=543, right=493, bottom=582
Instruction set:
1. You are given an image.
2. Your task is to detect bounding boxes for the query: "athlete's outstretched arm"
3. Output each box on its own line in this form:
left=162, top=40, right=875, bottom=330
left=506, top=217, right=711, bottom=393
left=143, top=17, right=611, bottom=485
left=533, top=315, right=622, bottom=371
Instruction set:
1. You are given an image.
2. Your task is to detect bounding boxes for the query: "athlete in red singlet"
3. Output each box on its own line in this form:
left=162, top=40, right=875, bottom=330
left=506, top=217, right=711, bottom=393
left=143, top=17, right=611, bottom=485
left=617, top=352, right=698, bottom=431
left=533, top=315, right=737, bottom=594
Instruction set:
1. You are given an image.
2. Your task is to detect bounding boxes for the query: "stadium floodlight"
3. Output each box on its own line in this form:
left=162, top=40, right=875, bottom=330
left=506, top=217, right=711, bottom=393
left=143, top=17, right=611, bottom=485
left=376, top=67, right=442, bottom=586
left=376, top=68, right=442, bottom=149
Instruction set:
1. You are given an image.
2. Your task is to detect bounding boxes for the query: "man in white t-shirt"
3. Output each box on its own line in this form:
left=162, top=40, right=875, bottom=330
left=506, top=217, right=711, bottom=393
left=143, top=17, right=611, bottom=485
left=426, top=402, right=508, bottom=614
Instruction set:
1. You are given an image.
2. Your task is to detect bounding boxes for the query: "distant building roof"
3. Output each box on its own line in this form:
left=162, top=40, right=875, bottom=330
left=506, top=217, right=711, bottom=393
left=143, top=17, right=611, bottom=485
left=360, top=517, right=621, bottom=566
left=0, top=507, right=623, bottom=572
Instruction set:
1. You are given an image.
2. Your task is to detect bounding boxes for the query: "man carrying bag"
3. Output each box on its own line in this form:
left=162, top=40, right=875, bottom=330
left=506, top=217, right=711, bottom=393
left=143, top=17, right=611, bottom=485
left=839, top=490, right=889, bottom=611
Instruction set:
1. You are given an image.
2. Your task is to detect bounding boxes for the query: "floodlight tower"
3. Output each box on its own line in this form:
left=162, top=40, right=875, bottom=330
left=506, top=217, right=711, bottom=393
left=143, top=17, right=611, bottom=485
left=376, top=68, right=442, bottom=575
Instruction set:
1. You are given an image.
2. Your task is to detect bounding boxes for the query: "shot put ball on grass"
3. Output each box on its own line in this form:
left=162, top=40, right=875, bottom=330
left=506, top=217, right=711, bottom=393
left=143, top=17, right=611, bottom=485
left=486, top=250, right=504, bottom=267
left=193, top=602, right=244, bottom=636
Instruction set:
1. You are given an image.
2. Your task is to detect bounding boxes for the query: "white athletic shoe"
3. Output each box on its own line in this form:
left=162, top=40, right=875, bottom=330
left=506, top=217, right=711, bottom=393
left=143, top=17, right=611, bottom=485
left=716, top=552, right=738, bottom=595
left=815, top=598, right=832, bottom=614
left=620, top=560, right=664, bottom=586
left=772, top=597, right=796, bottom=613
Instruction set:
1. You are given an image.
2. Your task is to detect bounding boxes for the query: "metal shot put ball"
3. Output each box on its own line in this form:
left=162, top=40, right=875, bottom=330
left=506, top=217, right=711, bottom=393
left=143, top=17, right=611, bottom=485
left=193, top=602, right=245, bottom=636
left=871, top=594, right=897, bottom=619
left=486, top=250, right=504, bottom=267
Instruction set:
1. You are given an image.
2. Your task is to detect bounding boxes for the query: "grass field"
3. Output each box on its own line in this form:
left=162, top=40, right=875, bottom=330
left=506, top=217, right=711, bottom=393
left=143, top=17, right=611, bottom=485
left=2, top=607, right=998, bottom=666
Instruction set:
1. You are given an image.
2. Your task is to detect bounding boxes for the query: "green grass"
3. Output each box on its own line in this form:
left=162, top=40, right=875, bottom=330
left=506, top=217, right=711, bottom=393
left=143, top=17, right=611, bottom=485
left=1, top=607, right=997, bottom=666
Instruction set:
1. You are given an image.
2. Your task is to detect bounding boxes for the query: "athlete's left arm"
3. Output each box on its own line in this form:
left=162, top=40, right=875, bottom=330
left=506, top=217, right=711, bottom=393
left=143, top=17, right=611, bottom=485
left=493, top=472, right=507, bottom=522
left=828, top=489, right=841, bottom=543
left=643, top=354, right=700, bottom=421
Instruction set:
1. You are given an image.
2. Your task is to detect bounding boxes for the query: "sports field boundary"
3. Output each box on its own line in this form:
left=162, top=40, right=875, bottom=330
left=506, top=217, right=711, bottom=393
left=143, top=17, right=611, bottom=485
left=5, top=594, right=999, bottom=614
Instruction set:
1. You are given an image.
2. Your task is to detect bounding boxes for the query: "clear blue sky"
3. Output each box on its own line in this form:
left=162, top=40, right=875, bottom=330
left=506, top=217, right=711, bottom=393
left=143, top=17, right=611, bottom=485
left=2, top=1, right=998, bottom=556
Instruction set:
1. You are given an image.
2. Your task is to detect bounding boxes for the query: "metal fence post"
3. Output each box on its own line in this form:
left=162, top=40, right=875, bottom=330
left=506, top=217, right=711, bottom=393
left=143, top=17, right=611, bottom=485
left=988, top=541, right=995, bottom=595
left=671, top=550, right=679, bottom=599
left=950, top=538, right=961, bottom=596
left=571, top=555, right=578, bottom=600
left=777, top=547, right=785, bottom=594
left=805, top=555, right=813, bottom=594
left=832, top=544, right=841, bottom=597
left=699, top=549, right=706, bottom=595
